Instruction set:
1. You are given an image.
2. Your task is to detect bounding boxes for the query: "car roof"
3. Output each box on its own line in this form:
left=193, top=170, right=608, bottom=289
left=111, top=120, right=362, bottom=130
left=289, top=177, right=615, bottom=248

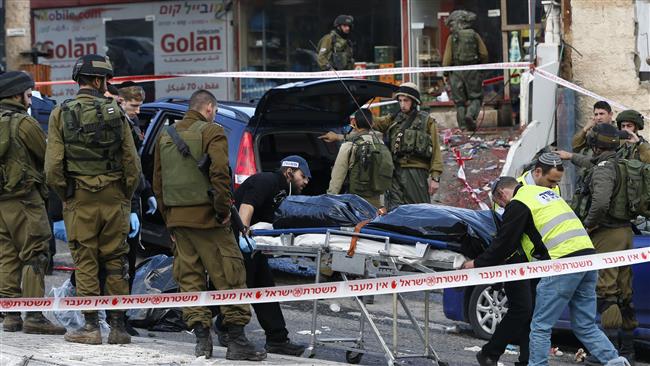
left=142, top=98, right=254, bottom=122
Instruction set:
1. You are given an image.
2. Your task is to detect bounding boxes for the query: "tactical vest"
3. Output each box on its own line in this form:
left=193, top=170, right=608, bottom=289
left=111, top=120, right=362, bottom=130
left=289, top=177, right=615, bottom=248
left=159, top=121, right=211, bottom=206
left=388, top=111, right=433, bottom=162
left=330, top=32, right=353, bottom=70
left=348, top=133, right=394, bottom=196
left=61, top=97, right=124, bottom=176
left=513, top=185, right=593, bottom=261
left=451, top=29, right=480, bottom=65
left=0, top=110, right=44, bottom=198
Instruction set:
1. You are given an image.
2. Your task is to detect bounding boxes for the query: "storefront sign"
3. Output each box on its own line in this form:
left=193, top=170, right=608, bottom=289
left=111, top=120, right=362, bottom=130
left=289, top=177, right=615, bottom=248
left=33, top=1, right=231, bottom=101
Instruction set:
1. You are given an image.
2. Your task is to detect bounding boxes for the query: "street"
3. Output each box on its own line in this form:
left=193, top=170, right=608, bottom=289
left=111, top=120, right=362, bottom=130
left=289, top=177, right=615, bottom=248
left=24, top=240, right=648, bottom=365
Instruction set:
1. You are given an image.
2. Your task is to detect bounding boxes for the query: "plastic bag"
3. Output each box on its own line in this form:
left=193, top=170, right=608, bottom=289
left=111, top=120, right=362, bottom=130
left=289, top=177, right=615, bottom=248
left=48, top=279, right=109, bottom=334
left=273, top=194, right=377, bottom=229
left=366, top=204, right=499, bottom=258
left=127, top=254, right=182, bottom=331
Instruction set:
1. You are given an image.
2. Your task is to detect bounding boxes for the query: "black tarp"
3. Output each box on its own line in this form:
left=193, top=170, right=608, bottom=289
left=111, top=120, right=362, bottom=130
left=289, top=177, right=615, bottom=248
left=366, top=204, right=499, bottom=258
left=273, top=194, right=377, bottom=229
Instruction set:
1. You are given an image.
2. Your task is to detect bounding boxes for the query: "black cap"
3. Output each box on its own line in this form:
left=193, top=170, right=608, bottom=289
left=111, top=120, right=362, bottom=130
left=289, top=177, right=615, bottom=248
left=0, top=71, right=35, bottom=99
left=72, top=54, right=114, bottom=82
left=118, top=81, right=137, bottom=89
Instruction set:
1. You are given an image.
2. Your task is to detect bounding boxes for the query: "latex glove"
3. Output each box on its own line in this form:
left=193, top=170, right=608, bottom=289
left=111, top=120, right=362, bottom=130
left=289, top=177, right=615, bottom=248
left=53, top=220, right=67, bottom=242
left=129, top=212, right=140, bottom=238
left=145, top=196, right=158, bottom=215
left=238, top=236, right=257, bottom=253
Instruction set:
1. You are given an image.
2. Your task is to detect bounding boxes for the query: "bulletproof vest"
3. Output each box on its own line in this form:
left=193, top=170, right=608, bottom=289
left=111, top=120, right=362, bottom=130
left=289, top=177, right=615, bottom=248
left=348, top=133, right=394, bottom=196
left=61, top=97, right=124, bottom=176
left=330, top=32, right=353, bottom=70
left=451, top=29, right=480, bottom=65
left=159, top=121, right=212, bottom=207
left=388, top=111, right=433, bottom=162
left=0, top=110, right=44, bottom=198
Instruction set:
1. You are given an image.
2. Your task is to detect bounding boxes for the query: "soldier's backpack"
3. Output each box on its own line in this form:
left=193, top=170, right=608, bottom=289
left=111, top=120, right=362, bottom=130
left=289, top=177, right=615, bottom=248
left=0, top=110, right=44, bottom=196
left=451, top=29, right=479, bottom=65
left=348, top=134, right=394, bottom=196
left=609, top=158, right=650, bottom=220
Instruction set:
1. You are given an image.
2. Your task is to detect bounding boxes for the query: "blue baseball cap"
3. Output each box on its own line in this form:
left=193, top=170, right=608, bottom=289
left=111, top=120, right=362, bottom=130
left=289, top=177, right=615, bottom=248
left=280, top=155, right=311, bottom=179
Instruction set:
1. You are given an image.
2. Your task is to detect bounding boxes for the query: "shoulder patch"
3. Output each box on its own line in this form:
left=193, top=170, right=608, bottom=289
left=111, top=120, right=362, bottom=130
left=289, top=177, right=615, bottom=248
left=319, top=48, right=327, bottom=53
left=597, top=161, right=608, bottom=167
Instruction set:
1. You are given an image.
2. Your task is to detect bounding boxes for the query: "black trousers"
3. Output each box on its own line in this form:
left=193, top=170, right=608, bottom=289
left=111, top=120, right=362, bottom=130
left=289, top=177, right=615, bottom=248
left=214, top=252, right=289, bottom=342
left=482, top=278, right=537, bottom=364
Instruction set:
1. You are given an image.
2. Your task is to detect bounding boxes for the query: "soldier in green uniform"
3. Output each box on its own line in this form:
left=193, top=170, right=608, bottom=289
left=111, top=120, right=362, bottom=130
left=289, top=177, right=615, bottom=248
left=0, top=71, right=66, bottom=335
left=572, top=101, right=614, bottom=153
left=442, top=10, right=488, bottom=131
left=317, top=14, right=354, bottom=71
left=320, top=83, right=443, bottom=210
left=616, top=109, right=650, bottom=163
left=558, top=123, right=637, bottom=364
left=45, top=54, right=141, bottom=345
left=153, top=89, right=266, bottom=361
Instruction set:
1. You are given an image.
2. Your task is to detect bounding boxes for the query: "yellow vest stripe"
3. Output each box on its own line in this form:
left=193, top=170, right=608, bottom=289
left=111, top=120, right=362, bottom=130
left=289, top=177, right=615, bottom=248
left=544, top=228, right=590, bottom=250
left=538, top=212, right=581, bottom=237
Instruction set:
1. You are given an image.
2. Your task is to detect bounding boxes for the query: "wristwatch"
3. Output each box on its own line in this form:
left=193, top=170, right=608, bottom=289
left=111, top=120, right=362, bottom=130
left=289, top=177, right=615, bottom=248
left=432, top=176, right=440, bottom=183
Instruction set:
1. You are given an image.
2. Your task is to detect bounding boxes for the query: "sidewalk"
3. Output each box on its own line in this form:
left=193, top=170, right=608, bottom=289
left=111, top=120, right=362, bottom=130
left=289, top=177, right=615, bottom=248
left=0, top=329, right=348, bottom=366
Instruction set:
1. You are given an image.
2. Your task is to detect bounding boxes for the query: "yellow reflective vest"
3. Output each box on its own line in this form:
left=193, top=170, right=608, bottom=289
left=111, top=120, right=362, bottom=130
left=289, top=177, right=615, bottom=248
left=512, top=185, right=594, bottom=261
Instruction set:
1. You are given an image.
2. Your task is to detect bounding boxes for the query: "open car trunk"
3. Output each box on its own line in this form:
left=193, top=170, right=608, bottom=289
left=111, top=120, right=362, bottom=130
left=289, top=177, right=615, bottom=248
left=256, top=129, right=340, bottom=195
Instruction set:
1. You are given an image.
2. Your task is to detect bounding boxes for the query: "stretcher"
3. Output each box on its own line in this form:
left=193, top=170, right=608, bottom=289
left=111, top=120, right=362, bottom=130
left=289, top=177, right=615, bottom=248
left=251, top=225, right=464, bottom=366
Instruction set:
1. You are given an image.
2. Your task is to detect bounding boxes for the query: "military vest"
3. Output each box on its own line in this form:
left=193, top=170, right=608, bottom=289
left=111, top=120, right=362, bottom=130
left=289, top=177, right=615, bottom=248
left=388, top=111, right=433, bottom=162
left=330, top=32, right=353, bottom=70
left=0, top=109, right=44, bottom=198
left=513, top=185, right=593, bottom=261
left=348, top=133, right=394, bottom=196
left=159, top=121, right=211, bottom=206
left=61, top=97, right=124, bottom=176
left=451, top=29, right=480, bottom=65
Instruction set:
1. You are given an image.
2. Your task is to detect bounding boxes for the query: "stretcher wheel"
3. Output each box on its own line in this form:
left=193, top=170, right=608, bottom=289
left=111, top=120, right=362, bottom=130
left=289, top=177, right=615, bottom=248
left=345, top=350, right=363, bottom=364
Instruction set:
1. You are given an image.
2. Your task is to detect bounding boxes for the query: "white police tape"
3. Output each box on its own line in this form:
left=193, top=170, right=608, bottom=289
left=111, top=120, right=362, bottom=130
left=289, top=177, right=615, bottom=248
left=2, top=247, right=649, bottom=312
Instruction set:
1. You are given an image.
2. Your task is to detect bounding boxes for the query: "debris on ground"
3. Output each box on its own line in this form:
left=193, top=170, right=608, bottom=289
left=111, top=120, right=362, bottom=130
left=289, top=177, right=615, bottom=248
left=575, top=348, right=587, bottom=363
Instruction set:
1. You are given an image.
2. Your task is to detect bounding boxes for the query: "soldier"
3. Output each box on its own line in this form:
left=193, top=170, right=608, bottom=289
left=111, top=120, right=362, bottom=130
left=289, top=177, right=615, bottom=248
left=153, top=89, right=266, bottom=361
left=558, top=123, right=637, bottom=363
left=319, top=83, right=443, bottom=210
left=317, top=14, right=354, bottom=71
left=0, top=71, right=66, bottom=335
left=45, top=54, right=141, bottom=345
left=572, top=101, right=614, bottom=153
left=327, top=108, right=390, bottom=209
left=616, top=109, right=650, bottom=162
left=442, top=10, right=489, bottom=131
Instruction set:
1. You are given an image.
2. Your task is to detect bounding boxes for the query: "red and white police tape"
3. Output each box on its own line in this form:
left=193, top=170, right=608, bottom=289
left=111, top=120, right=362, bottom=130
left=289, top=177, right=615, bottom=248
left=33, top=62, right=531, bottom=86
left=2, top=247, right=649, bottom=312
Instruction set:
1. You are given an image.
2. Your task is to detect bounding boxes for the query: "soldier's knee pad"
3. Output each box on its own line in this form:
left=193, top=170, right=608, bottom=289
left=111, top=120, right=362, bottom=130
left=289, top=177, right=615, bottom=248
left=598, top=299, right=622, bottom=329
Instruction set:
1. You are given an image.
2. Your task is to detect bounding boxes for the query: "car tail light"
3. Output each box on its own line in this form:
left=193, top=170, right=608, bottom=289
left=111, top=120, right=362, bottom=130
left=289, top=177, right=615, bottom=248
left=234, top=131, right=257, bottom=189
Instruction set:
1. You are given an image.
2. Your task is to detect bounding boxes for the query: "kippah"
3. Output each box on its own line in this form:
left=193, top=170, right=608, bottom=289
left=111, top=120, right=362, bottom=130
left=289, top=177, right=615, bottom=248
left=538, top=152, right=562, bottom=167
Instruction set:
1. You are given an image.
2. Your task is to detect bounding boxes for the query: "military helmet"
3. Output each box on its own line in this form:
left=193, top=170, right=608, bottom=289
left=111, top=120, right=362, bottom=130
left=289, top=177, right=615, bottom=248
left=616, top=109, right=644, bottom=131
left=394, top=82, right=421, bottom=105
left=333, top=15, right=354, bottom=28
left=586, top=123, right=623, bottom=150
left=0, top=71, right=35, bottom=99
left=71, top=54, right=114, bottom=82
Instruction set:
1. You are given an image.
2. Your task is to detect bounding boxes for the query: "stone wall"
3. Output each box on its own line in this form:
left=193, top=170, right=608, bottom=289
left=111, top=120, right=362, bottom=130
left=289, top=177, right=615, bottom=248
left=4, top=0, right=32, bottom=70
left=564, top=0, right=650, bottom=136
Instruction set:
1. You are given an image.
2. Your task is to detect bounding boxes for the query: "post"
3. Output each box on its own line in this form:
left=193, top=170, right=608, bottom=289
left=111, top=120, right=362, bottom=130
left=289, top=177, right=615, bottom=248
left=5, top=0, right=32, bottom=70
left=529, top=0, right=536, bottom=62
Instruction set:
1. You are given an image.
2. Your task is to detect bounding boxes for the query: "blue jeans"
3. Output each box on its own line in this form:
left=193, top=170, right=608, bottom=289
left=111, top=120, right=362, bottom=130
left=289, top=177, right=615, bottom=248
left=529, top=270, right=624, bottom=366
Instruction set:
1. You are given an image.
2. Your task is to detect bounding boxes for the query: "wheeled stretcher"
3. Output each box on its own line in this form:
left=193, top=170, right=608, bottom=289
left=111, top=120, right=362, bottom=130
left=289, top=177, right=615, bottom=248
left=252, top=226, right=465, bottom=366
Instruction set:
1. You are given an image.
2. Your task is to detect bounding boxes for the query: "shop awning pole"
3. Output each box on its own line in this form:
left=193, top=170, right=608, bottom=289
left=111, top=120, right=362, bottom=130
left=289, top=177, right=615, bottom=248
left=529, top=0, right=536, bottom=62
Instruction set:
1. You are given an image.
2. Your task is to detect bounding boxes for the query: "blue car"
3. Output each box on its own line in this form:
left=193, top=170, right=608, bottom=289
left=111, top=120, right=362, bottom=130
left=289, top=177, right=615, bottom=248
left=443, top=235, right=650, bottom=341
left=137, top=79, right=398, bottom=250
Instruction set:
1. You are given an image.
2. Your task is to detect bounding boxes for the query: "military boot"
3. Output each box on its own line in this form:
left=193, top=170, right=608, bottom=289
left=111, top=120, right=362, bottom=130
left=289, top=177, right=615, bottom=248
left=23, top=312, right=66, bottom=335
left=107, top=312, right=131, bottom=344
left=265, top=338, right=306, bottom=356
left=214, top=324, right=230, bottom=347
left=193, top=324, right=213, bottom=358
left=226, top=325, right=267, bottom=361
left=619, top=330, right=635, bottom=366
left=64, top=312, right=102, bottom=345
left=2, top=313, right=22, bottom=332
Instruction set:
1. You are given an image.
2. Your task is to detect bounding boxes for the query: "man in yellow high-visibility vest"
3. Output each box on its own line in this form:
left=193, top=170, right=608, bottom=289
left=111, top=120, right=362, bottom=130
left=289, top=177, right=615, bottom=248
left=463, top=177, right=629, bottom=366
